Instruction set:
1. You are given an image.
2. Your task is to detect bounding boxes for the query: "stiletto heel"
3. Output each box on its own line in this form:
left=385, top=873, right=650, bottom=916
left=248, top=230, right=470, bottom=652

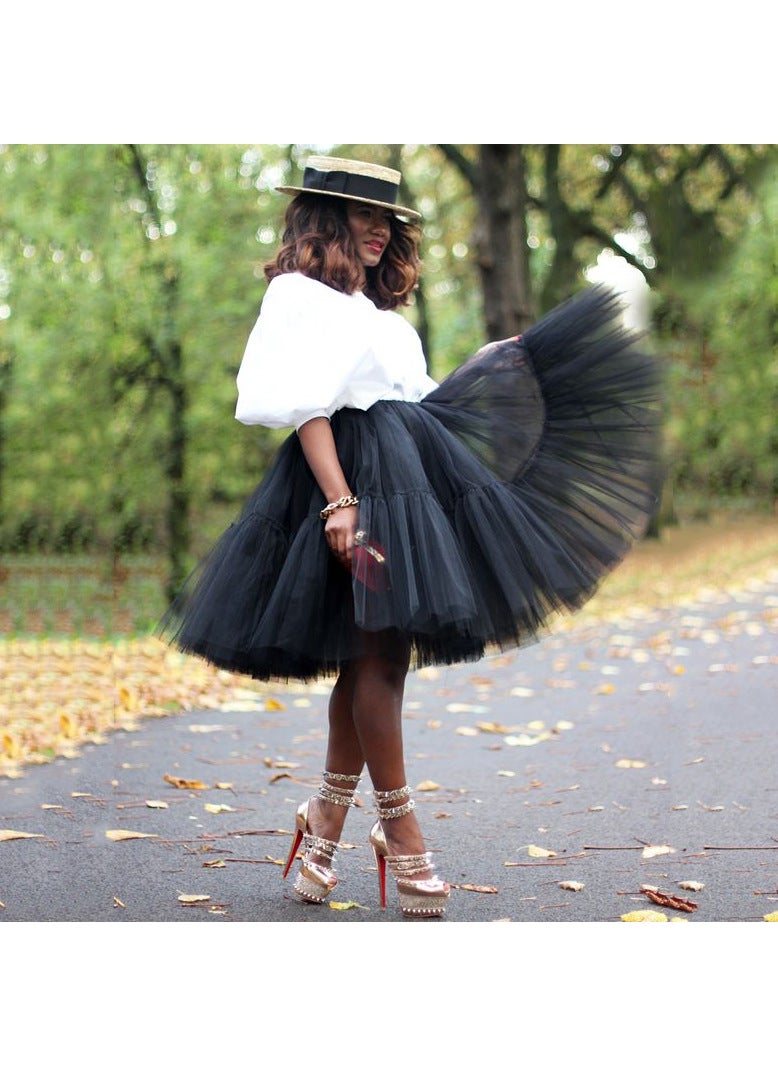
left=283, top=771, right=361, bottom=904
left=370, top=786, right=450, bottom=919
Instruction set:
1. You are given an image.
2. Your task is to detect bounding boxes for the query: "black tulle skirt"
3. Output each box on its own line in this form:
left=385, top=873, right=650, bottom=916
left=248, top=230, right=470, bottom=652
left=158, top=285, right=663, bottom=681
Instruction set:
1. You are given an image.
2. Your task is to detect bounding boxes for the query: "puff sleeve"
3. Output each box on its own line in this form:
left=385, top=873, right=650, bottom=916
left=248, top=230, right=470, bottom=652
left=235, top=273, right=388, bottom=431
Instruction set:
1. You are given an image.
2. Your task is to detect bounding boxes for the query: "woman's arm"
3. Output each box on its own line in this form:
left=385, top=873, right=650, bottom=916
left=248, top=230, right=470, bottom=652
left=297, top=416, right=358, bottom=568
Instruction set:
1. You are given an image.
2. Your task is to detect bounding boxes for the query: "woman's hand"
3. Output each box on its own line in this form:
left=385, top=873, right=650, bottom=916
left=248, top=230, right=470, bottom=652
left=324, top=505, right=359, bottom=570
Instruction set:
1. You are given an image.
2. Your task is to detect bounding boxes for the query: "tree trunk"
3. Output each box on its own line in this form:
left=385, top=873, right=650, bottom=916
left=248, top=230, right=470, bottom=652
left=0, top=344, right=11, bottom=540
left=541, top=145, right=585, bottom=311
left=476, top=145, right=534, bottom=339
left=165, top=336, right=188, bottom=601
left=123, top=145, right=190, bottom=603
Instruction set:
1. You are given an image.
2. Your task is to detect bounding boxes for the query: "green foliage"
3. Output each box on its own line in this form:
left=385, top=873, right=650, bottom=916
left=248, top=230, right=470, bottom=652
left=0, top=143, right=775, bottom=582
left=660, top=166, right=778, bottom=503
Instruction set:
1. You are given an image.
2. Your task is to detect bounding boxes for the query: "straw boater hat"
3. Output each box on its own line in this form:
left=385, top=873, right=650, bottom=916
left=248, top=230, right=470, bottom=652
left=276, top=155, right=421, bottom=221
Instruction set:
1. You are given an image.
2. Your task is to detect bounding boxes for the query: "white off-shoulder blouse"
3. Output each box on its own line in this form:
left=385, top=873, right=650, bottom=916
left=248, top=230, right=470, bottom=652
left=235, top=272, right=438, bottom=431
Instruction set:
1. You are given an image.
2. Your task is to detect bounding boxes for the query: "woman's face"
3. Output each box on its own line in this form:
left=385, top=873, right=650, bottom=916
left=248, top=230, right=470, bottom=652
left=345, top=201, right=392, bottom=267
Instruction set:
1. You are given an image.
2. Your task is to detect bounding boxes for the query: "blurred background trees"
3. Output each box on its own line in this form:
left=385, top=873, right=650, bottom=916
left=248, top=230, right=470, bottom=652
left=1, top=142, right=775, bottom=615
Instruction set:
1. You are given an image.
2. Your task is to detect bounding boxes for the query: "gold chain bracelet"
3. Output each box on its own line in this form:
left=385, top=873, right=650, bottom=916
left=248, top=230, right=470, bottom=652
left=319, top=495, right=359, bottom=520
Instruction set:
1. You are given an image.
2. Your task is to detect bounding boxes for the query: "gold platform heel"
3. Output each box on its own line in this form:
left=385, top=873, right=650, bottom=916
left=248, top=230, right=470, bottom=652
left=282, top=771, right=361, bottom=904
left=369, top=786, right=450, bottom=919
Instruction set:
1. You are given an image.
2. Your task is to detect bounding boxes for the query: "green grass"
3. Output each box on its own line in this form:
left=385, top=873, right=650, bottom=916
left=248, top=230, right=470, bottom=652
left=0, top=554, right=167, bottom=638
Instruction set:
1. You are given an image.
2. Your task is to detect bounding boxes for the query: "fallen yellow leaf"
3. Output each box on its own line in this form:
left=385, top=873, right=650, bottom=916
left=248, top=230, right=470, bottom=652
left=527, top=845, right=557, bottom=858
left=163, top=774, right=209, bottom=790
left=178, top=893, right=211, bottom=903
left=559, top=881, right=585, bottom=891
left=329, top=900, right=369, bottom=910
left=2, top=732, right=22, bottom=759
left=620, top=909, right=669, bottom=922
left=204, top=803, right=236, bottom=814
left=763, top=911, right=778, bottom=922
left=145, top=800, right=168, bottom=809
left=0, top=830, right=44, bottom=842
left=264, top=698, right=285, bottom=711
left=615, top=759, right=647, bottom=769
left=58, top=712, right=77, bottom=738
left=105, top=830, right=158, bottom=841
left=113, top=897, right=126, bottom=908
left=416, top=780, right=440, bottom=792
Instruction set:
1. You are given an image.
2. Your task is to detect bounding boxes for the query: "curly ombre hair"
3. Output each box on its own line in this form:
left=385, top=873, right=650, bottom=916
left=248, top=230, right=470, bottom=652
left=264, top=193, right=422, bottom=310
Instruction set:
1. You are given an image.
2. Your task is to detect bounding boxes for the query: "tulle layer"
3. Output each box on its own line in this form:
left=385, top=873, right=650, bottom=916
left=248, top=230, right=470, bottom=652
left=158, top=285, right=663, bottom=681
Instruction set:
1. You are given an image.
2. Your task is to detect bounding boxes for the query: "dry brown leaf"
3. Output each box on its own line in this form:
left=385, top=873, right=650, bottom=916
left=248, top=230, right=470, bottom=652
left=113, top=897, right=125, bottom=908
left=105, top=829, right=158, bottom=841
left=454, top=884, right=499, bottom=894
left=640, top=887, right=698, bottom=912
left=163, top=773, right=209, bottom=790
left=203, top=859, right=227, bottom=868
left=0, top=830, right=44, bottom=842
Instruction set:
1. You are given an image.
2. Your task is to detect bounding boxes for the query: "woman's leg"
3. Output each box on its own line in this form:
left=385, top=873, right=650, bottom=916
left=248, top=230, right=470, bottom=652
left=304, top=662, right=365, bottom=853
left=348, top=630, right=428, bottom=858
left=305, top=629, right=426, bottom=858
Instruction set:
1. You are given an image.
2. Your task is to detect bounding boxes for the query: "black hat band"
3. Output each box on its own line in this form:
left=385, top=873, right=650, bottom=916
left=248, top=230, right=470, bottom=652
left=303, top=167, right=399, bottom=206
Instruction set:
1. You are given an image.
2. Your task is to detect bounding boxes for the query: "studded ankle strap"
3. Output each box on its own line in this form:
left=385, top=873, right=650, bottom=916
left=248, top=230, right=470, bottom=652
left=318, top=770, right=362, bottom=808
left=373, top=785, right=416, bottom=820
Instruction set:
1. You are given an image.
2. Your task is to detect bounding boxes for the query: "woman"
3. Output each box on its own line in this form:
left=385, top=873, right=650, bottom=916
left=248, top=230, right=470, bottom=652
left=160, top=154, right=662, bottom=919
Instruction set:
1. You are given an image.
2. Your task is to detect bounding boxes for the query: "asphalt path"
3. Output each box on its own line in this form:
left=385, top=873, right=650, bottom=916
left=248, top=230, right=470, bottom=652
left=2, top=574, right=777, bottom=924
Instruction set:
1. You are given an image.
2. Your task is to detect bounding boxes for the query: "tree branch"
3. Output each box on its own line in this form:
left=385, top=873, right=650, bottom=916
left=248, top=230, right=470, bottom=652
left=436, top=144, right=479, bottom=192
